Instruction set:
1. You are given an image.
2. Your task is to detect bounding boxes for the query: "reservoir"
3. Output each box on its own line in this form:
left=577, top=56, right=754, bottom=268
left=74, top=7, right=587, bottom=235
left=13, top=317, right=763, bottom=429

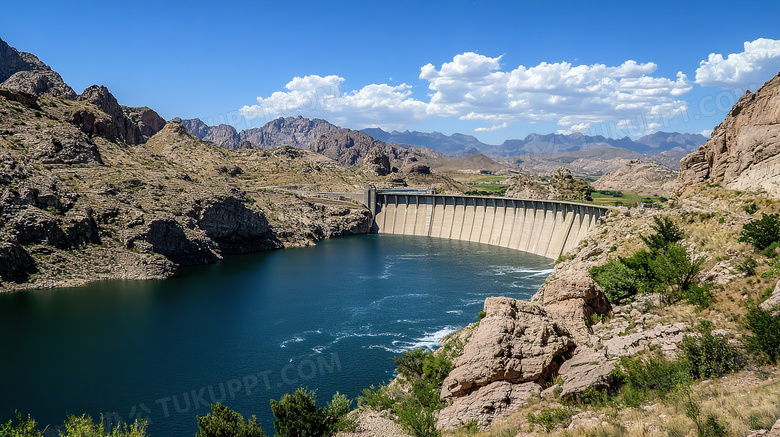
left=0, top=234, right=553, bottom=435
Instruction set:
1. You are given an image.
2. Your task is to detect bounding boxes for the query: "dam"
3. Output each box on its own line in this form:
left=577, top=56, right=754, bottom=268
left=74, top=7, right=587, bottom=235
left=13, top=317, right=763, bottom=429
left=370, top=189, right=609, bottom=260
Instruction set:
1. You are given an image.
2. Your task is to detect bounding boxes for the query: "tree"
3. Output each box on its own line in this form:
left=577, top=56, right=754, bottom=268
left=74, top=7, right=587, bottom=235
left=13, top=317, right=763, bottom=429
left=0, top=412, right=43, bottom=437
left=739, top=213, right=780, bottom=250
left=270, top=388, right=328, bottom=437
left=640, top=216, right=684, bottom=251
left=196, top=403, right=265, bottom=437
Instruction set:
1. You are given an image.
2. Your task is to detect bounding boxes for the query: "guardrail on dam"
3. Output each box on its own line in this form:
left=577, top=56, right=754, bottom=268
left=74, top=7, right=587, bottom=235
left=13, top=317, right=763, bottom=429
left=371, top=190, right=610, bottom=260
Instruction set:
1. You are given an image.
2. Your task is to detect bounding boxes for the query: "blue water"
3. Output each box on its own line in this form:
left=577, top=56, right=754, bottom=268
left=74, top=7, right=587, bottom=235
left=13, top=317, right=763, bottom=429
left=0, top=234, right=553, bottom=435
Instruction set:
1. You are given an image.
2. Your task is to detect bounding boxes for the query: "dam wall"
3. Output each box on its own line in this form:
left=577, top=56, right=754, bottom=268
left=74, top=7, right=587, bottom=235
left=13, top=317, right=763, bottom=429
left=373, top=193, right=609, bottom=260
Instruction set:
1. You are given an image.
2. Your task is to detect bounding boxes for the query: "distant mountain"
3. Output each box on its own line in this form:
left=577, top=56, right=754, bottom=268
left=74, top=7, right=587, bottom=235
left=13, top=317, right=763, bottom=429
left=362, top=128, right=489, bottom=157
left=362, top=127, right=706, bottom=158
left=176, top=116, right=338, bottom=150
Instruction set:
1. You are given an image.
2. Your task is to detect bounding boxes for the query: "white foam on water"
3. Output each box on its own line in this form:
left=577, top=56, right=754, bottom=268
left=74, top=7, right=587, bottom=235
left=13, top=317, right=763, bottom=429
left=391, top=326, right=460, bottom=352
left=489, top=265, right=555, bottom=276
left=446, top=310, right=463, bottom=315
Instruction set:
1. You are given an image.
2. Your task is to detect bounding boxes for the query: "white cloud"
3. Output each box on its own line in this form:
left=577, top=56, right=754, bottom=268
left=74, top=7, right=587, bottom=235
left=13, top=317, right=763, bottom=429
left=474, top=122, right=508, bottom=132
left=699, top=129, right=712, bottom=137
left=240, top=75, right=427, bottom=130
left=240, top=52, right=693, bottom=132
left=695, top=38, right=780, bottom=89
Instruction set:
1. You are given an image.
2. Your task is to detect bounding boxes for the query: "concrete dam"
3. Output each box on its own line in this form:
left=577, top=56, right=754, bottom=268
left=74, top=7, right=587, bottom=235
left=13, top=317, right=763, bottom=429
left=370, top=190, right=610, bottom=260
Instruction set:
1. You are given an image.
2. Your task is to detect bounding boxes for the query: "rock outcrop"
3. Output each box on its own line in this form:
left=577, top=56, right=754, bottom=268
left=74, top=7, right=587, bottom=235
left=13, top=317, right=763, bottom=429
left=532, top=271, right=611, bottom=343
left=361, top=146, right=391, bottom=176
left=678, top=72, right=780, bottom=198
left=593, top=160, right=677, bottom=196
left=437, top=381, right=540, bottom=430
left=438, top=297, right=574, bottom=429
left=310, top=128, right=387, bottom=167
left=505, top=168, right=593, bottom=201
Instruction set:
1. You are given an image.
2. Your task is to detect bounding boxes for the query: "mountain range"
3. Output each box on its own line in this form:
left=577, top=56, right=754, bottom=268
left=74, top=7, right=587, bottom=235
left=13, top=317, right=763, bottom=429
left=362, top=127, right=708, bottom=157
left=178, top=117, right=706, bottom=160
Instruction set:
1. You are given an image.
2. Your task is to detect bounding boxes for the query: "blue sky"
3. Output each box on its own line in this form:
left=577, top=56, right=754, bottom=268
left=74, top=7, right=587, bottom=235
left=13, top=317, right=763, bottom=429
left=3, top=0, right=780, bottom=144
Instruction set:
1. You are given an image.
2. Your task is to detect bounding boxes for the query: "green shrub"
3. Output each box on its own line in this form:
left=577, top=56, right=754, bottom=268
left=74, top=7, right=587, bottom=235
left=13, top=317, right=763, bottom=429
left=680, top=321, right=743, bottom=379
left=613, top=353, right=690, bottom=407
left=742, top=201, right=759, bottom=215
left=527, top=407, right=575, bottom=432
left=0, top=412, right=43, bottom=437
left=590, top=259, right=640, bottom=304
left=739, top=213, right=780, bottom=250
left=477, top=310, right=486, bottom=320
left=640, top=216, right=684, bottom=251
left=763, top=241, right=780, bottom=258
left=743, top=303, right=780, bottom=364
left=357, top=384, right=394, bottom=411
left=270, top=388, right=328, bottom=437
left=394, top=348, right=452, bottom=386
left=686, top=397, right=727, bottom=437
left=196, top=403, right=265, bottom=437
left=683, top=283, right=714, bottom=308
left=396, top=405, right=439, bottom=437
left=62, top=415, right=147, bottom=437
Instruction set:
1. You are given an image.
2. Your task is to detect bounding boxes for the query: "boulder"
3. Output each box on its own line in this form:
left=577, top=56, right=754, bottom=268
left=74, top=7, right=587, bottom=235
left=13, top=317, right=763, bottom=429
left=532, top=271, right=611, bottom=342
left=437, top=381, right=540, bottom=430
left=441, top=297, right=574, bottom=398
left=558, top=347, right=616, bottom=400
left=12, top=207, right=70, bottom=248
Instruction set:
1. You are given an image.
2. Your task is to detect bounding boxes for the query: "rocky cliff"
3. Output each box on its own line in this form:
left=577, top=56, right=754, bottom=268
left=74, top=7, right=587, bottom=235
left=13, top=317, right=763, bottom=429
left=678, top=72, right=780, bottom=198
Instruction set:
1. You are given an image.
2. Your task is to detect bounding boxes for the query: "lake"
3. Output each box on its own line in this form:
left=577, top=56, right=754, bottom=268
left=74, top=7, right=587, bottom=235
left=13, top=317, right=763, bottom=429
left=0, top=234, right=553, bottom=435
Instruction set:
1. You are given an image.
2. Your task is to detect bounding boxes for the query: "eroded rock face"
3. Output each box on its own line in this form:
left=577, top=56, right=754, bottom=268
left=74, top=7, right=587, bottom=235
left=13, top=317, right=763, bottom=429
left=188, top=196, right=278, bottom=253
left=532, top=272, right=611, bottom=342
left=437, top=381, right=541, bottom=430
left=602, top=322, right=687, bottom=358
left=125, top=217, right=219, bottom=266
left=678, top=72, right=780, bottom=198
left=124, top=107, right=166, bottom=139
left=79, top=85, right=163, bottom=145
left=441, top=297, right=574, bottom=399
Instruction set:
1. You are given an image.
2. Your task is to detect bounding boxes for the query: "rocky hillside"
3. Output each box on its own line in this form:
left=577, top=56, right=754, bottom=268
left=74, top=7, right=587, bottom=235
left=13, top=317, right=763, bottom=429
left=0, top=42, right=388, bottom=291
left=504, top=168, right=593, bottom=201
left=593, top=160, right=678, bottom=195
left=679, top=72, right=780, bottom=198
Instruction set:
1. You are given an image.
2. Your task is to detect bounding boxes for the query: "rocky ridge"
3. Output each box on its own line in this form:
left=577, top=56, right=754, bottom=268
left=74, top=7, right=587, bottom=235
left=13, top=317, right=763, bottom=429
left=679, top=72, right=780, bottom=198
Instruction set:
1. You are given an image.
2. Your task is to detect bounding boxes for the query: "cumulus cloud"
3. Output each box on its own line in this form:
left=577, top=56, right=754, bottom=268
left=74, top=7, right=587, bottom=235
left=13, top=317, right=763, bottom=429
left=695, top=38, right=780, bottom=89
left=240, top=52, right=693, bottom=132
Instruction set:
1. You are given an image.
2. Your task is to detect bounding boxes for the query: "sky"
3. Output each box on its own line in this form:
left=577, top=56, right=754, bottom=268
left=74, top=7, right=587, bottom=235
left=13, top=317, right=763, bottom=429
left=3, top=0, right=780, bottom=144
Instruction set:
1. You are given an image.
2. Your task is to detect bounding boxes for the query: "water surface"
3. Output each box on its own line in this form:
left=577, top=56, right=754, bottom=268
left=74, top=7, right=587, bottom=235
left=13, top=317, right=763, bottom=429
left=0, top=234, right=553, bottom=435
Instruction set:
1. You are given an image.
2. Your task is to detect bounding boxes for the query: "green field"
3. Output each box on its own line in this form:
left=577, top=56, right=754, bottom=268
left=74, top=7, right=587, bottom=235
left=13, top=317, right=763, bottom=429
left=589, top=190, right=668, bottom=206
left=464, top=184, right=509, bottom=196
